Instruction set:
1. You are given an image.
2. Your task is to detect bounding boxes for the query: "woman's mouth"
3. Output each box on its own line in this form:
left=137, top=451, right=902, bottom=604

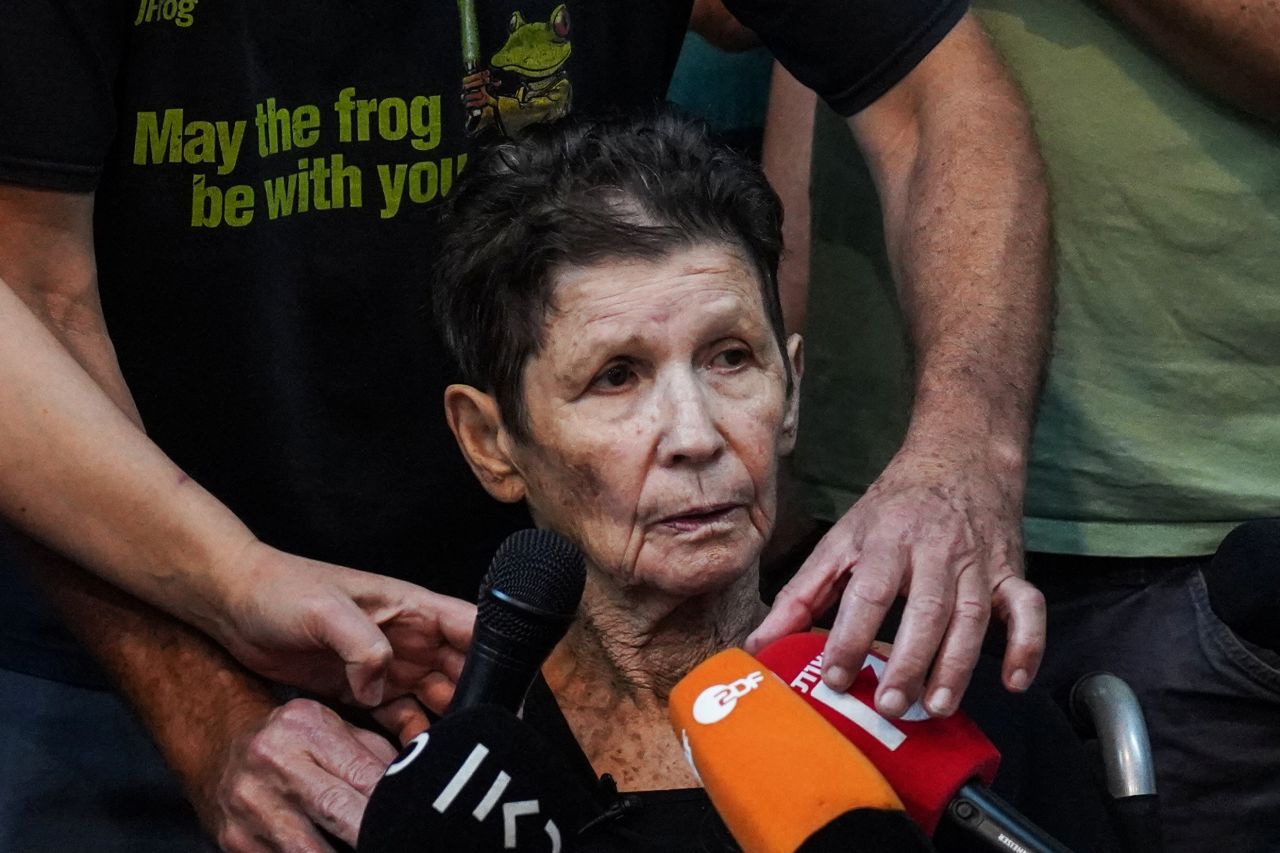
left=657, top=503, right=744, bottom=533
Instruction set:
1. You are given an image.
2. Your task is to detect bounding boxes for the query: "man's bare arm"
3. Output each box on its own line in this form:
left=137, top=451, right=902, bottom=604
left=26, top=550, right=401, bottom=851
left=759, top=62, right=814, bottom=334
left=1098, top=0, right=1280, bottom=120
left=751, top=14, right=1049, bottom=717
left=851, top=13, right=1050, bottom=486
left=689, top=0, right=760, bottom=51
left=0, top=188, right=475, bottom=707
left=0, top=184, right=465, bottom=849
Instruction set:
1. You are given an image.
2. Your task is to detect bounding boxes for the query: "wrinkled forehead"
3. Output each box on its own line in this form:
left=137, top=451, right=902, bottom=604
left=540, top=244, right=769, bottom=342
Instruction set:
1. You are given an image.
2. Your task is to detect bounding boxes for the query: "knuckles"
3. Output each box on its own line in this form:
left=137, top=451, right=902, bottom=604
left=236, top=699, right=333, bottom=779
left=273, top=697, right=334, bottom=734
left=220, top=771, right=261, bottom=813
left=213, top=697, right=370, bottom=852
left=338, top=754, right=384, bottom=794
left=244, top=727, right=286, bottom=771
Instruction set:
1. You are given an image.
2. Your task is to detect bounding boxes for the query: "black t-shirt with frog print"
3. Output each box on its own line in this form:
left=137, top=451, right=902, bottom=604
left=0, top=0, right=965, bottom=684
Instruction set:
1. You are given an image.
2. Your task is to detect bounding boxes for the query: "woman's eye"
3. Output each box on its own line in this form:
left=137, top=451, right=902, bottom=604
left=712, top=347, right=750, bottom=369
left=593, top=363, right=635, bottom=390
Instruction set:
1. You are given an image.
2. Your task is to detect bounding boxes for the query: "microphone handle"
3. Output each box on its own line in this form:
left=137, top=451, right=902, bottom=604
left=948, top=782, right=1075, bottom=853
left=447, top=632, right=543, bottom=713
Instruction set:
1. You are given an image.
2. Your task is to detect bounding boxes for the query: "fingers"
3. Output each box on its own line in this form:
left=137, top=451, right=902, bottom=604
left=379, top=589, right=473, bottom=713
left=351, top=724, right=401, bottom=765
left=745, top=532, right=855, bottom=653
left=745, top=595, right=818, bottom=654
left=415, top=670, right=460, bottom=717
left=822, top=534, right=906, bottom=699
left=919, top=563, right=990, bottom=716
left=437, top=645, right=467, bottom=683
left=231, top=556, right=477, bottom=706
left=299, top=710, right=391, bottom=797
left=313, top=596, right=393, bottom=708
left=420, top=588, right=476, bottom=654
left=867, top=542, right=957, bottom=717
left=751, top=444, right=1035, bottom=721
left=992, top=574, right=1046, bottom=692
left=219, top=699, right=394, bottom=851
left=370, top=696, right=431, bottom=745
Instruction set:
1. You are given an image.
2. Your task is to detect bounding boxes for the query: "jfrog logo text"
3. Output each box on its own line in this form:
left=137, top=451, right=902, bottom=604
left=135, top=0, right=199, bottom=28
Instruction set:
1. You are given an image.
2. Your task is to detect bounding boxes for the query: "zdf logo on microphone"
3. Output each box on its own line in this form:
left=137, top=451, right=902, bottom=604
left=693, top=670, right=765, bottom=724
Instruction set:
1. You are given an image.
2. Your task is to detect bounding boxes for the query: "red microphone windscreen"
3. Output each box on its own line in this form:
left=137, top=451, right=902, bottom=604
left=756, top=633, right=999, bottom=834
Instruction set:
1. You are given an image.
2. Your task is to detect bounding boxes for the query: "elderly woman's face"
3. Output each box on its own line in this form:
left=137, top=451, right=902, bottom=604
left=510, top=244, right=801, bottom=597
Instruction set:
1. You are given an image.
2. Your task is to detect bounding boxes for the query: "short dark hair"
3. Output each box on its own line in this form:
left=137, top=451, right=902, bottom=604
left=433, top=111, right=788, bottom=441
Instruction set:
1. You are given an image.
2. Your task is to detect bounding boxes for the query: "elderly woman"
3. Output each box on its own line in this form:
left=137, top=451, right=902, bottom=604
left=431, top=114, right=1111, bottom=850
left=436, top=112, right=798, bottom=793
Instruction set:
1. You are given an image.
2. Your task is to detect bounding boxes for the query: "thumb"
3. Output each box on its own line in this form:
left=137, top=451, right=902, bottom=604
left=314, top=597, right=393, bottom=707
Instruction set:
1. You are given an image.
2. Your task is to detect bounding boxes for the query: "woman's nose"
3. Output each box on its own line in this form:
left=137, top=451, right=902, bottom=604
left=656, top=376, right=725, bottom=466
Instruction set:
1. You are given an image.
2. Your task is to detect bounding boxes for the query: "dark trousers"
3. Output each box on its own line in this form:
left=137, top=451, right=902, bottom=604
left=1028, top=552, right=1280, bottom=853
left=0, top=666, right=216, bottom=853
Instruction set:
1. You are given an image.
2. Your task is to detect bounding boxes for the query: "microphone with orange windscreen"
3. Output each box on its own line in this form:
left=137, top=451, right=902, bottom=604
left=668, top=647, right=935, bottom=852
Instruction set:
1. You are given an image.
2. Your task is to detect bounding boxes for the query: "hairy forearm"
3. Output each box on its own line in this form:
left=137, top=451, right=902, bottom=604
left=3, top=280, right=275, bottom=828
left=29, top=542, right=276, bottom=829
left=0, top=186, right=276, bottom=831
left=891, top=108, right=1050, bottom=459
left=753, top=17, right=1050, bottom=708
left=1097, top=0, right=1280, bottom=120
left=852, top=17, right=1051, bottom=475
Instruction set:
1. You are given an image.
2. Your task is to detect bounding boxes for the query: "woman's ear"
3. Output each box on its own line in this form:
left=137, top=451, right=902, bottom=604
left=443, top=384, right=528, bottom=503
left=780, top=333, right=804, bottom=454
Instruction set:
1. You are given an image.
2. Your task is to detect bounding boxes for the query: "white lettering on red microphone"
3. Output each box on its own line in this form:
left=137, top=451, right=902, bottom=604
left=862, top=656, right=931, bottom=722
left=812, top=681, right=909, bottom=750
left=692, top=670, right=765, bottom=724
left=789, top=656, right=824, bottom=694
left=789, top=652, right=929, bottom=750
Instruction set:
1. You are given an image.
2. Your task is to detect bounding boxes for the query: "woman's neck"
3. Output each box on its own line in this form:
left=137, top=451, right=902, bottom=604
left=542, top=569, right=766, bottom=791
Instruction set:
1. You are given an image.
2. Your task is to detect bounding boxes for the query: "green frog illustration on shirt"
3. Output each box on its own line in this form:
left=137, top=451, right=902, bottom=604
left=461, top=5, right=573, bottom=137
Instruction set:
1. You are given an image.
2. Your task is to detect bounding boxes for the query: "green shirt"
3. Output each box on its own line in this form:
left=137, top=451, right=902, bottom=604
left=794, top=0, right=1280, bottom=557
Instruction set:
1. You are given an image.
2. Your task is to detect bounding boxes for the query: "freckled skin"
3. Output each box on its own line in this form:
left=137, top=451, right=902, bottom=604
left=506, top=244, right=803, bottom=790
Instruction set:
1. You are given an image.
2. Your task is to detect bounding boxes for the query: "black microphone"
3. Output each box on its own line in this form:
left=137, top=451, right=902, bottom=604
left=358, top=705, right=598, bottom=852
left=1203, top=518, right=1280, bottom=654
left=450, top=528, right=586, bottom=713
